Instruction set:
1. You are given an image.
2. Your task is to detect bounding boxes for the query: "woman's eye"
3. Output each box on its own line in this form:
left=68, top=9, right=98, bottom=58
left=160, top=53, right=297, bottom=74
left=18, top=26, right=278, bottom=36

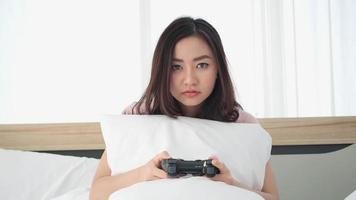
left=197, top=63, right=209, bottom=69
left=171, top=64, right=182, bottom=71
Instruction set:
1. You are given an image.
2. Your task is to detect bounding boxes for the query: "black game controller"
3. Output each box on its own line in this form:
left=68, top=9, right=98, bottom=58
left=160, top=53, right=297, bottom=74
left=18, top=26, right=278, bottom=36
left=160, top=158, right=220, bottom=177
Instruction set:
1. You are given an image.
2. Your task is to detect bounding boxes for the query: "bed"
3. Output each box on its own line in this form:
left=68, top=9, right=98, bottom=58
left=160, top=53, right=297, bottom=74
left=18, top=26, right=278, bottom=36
left=0, top=116, right=355, bottom=200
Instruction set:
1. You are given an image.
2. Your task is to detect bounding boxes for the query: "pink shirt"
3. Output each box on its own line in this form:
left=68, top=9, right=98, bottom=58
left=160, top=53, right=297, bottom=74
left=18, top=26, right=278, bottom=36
left=122, top=102, right=258, bottom=123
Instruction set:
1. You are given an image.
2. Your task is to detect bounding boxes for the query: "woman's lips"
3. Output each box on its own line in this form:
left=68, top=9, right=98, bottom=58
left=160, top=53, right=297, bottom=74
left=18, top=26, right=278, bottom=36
left=182, top=90, right=200, bottom=97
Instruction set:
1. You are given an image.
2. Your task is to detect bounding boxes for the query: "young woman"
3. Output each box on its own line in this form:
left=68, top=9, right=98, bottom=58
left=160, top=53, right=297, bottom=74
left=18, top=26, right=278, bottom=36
left=90, top=17, right=279, bottom=200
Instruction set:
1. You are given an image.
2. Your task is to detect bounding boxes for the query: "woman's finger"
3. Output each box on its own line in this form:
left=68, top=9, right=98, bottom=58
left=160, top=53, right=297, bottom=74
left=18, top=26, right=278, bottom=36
left=160, top=150, right=170, bottom=157
left=153, top=167, right=168, bottom=179
left=208, top=155, right=218, bottom=160
left=211, top=159, right=230, bottom=174
left=208, top=173, right=223, bottom=181
left=153, top=150, right=171, bottom=165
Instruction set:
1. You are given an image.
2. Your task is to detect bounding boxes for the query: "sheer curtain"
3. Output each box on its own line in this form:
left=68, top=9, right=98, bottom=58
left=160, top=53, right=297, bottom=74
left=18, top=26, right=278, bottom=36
left=263, top=0, right=356, bottom=117
left=0, top=0, right=355, bottom=123
left=145, top=0, right=356, bottom=118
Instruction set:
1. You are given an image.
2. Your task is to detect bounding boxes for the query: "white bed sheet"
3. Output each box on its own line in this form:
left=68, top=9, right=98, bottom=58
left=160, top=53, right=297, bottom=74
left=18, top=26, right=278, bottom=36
left=0, top=148, right=98, bottom=200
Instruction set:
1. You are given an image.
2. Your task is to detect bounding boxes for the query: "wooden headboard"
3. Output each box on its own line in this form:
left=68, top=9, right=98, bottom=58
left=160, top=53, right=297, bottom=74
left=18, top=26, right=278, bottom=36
left=0, top=116, right=356, bottom=151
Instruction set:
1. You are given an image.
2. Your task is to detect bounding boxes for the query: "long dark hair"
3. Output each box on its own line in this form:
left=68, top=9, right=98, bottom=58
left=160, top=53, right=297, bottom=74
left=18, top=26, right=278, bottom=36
left=134, top=16, right=242, bottom=122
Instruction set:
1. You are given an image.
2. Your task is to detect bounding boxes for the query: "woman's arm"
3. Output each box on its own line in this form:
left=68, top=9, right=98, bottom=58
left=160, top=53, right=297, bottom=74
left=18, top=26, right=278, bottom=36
left=89, top=150, right=170, bottom=200
left=89, top=150, right=140, bottom=200
left=236, top=111, right=279, bottom=199
left=252, top=160, right=279, bottom=200
left=209, top=157, right=279, bottom=200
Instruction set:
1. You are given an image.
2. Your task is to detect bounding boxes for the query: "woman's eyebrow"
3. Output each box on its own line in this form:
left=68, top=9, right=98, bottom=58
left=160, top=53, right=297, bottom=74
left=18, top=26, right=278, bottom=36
left=172, top=58, right=184, bottom=62
left=193, top=55, right=212, bottom=61
left=172, top=55, right=212, bottom=62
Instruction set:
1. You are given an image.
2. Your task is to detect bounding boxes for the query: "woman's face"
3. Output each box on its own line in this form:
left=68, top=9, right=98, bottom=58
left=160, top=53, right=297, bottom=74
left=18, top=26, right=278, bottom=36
left=169, top=35, right=218, bottom=115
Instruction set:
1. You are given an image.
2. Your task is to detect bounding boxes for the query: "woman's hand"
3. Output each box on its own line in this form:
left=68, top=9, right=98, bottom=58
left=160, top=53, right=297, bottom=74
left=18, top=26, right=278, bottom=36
left=207, top=155, right=242, bottom=187
left=208, top=156, right=279, bottom=200
left=138, top=151, right=171, bottom=181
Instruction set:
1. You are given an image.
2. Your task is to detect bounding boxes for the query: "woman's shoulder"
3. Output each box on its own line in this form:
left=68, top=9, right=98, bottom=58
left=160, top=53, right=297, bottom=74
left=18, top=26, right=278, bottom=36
left=122, top=102, right=149, bottom=115
left=236, top=109, right=259, bottom=123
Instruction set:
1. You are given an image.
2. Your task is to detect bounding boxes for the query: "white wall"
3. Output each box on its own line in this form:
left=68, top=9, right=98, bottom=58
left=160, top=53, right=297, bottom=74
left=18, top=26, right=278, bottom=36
left=0, top=0, right=142, bottom=123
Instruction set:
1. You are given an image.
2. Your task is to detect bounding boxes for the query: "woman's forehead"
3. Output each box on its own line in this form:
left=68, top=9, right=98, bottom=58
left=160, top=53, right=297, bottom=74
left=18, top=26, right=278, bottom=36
left=173, top=35, right=214, bottom=61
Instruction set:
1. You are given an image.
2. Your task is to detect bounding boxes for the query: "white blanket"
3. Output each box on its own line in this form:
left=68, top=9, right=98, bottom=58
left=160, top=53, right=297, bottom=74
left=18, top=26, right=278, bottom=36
left=110, top=177, right=263, bottom=200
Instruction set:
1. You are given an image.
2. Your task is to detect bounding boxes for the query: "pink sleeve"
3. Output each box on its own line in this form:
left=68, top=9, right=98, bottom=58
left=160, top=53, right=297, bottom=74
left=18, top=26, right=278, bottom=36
left=122, top=102, right=148, bottom=115
left=122, top=103, right=136, bottom=115
left=236, top=109, right=259, bottom=123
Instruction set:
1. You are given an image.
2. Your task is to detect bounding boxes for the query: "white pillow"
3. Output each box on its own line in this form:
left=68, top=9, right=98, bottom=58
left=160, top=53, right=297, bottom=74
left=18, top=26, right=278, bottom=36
left=0, top=149, right=99, bottom=200
left=100, top=115, right=272, bottom=199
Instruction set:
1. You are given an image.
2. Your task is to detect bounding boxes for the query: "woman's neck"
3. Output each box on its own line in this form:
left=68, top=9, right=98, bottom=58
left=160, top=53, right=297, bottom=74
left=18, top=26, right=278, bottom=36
left=180, top=103, right=202, bottom=118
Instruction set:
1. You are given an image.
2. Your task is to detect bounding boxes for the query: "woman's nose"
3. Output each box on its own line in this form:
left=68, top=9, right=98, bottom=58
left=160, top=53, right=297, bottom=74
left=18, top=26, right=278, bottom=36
left=183, top=67, right=198, bottom=86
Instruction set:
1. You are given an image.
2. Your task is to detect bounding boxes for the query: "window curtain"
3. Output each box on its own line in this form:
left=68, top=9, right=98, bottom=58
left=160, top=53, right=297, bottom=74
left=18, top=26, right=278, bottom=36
left=146, top=0, right=356, bottom=118
left=255, top=0, right=356, bottom=117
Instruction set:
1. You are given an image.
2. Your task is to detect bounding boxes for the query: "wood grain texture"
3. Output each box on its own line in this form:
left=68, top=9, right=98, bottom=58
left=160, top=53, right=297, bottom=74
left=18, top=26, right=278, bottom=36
left=0, top=116, right=355, bottom=151
left=0, top=122, right=104, bottom=151
left=259, top=116, right=356, bottom=145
